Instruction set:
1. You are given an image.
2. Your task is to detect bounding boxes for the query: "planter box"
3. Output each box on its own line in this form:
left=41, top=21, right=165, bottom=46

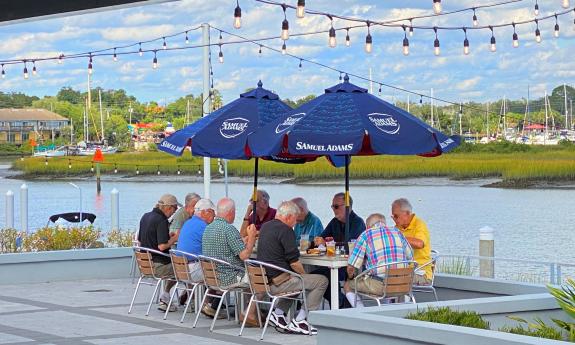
left=311, top=277, right=570, bottom=345
left=0, top=247, right=132, bottom=284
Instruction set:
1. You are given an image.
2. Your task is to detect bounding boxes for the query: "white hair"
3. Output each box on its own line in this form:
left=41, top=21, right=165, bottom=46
left=392, top=198, right=413, bottom=213
left=366, top=213, right=386, bottom=228
left=291, top=197, right=308, bottom=214
left=216, top=198, right=235, bottom=216
left=185, top=193, right=201, bottom=206
left=276, top=201, right=300, bottom=217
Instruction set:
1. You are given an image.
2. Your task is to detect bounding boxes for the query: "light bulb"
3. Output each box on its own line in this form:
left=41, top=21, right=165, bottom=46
left=472, top=10, right=478, bottom=27
left=113, top=52, right=118, bottom=62
left=403, top=37, right=409, bottom=55
left=32, top=64, right=37, bottom=76
left=534, top=3, right=539, bottom=16
left=365, top=33, right=372, bottom=53
left=23, top=65, right=28, bottom=79
left=513, top=33, right=519, bottom=47
left=562, top=0, right=570, bottom=8
left=554, top=24, right=560, bottom=38
left=218, top=50, right=224, bottom=63
left=296, top=0, right=305, bottom=18
left=234, top=3, right=242, bottom=29
left=536, top=28, right=542, bottom=43
left=433, top=0, right=442, bottom=14
left=162, top=38, right=167, bottom=50
left=328, top=27, right=336, bottom=48
left=434, top=38, right=440, bottom=56
left=490, top=39, right=497, bottom=52
left=88, top=62, right=93, bottom=75
left=281, top=42, right=287, bottom=55
left=463, top=38, right=470, bottom=55
left=345, top=30, right=350, bottom=47
left=1, top=67, right=5, bottom=79
left=185, top=32, right=189, bottom=44
left=58, top=54, right=63, bottom=64
left=153, top=56, right=158, bottom=69
left=138, top=44, right=143, bottom=56
left=281, top=19, right=289, bottom=40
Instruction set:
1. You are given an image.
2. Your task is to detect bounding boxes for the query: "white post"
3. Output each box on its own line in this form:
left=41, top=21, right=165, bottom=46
left=20, top=184, right=28, bottom=232
left=479, top=226, right=495, bottom=278
left=111, top=188, right=119, bottom=231
left=202, top=23, right=211, bottom=199
left=5, top=190, right=14, bottom=229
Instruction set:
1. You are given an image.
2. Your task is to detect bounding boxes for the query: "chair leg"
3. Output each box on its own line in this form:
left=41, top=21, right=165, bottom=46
left=193, top=290, right=209, bottom=328
left=130, top=255, right=136, bottom=284
left=224, top=295, right=231, bottom=321
left=432, top=288, right=439, bottom=301
left=128, top=277, right=143, bottom=314
left=180, top=285, right=198, bottom=323
left=238, top=296, right=255, bottom=336
left=163, top=282, right=179, bottom=320
left=146, top=279, right=162, bottom=316
left=209, top=291, right=228, bottom=332
left=260, top=297, right=278, bottom=341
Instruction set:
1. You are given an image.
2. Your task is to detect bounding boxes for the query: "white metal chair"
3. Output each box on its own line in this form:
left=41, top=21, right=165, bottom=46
left=164, top=249, right=204, bottom=322
left=353, top=260, right=417, bottom=306
left=240, top=259, right=308, bottom=340
left=128, top=246, right=175, bottom=316
left=129, top=239, right=141, bottom=283
left=413, top=249, right=439, bottom=301
left=192, top=255, right=249, bottom=332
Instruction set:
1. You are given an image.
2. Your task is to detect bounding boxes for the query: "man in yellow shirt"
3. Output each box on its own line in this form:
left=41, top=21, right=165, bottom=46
left=391, top=198, right=432, bottom=285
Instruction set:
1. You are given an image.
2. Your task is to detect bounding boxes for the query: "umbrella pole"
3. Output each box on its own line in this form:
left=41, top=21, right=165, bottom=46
left=252, top=157, right=259, bottom=224
left=344, top=155, right=350, bottom=243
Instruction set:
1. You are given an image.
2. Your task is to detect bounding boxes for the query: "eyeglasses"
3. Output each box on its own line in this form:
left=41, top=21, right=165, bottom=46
left=331, top=204, right=345, bottom=210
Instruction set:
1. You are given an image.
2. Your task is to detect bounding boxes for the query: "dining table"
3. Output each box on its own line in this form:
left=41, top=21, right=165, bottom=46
left=299, top=253, right=349, bottom=310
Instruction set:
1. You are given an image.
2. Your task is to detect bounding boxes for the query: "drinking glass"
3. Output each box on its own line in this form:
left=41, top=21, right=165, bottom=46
left=326, top=242, right=336, bottom=257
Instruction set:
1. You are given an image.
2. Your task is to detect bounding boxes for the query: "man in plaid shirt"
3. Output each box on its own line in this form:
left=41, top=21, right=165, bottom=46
left=343, top=213, right=413, bottom=308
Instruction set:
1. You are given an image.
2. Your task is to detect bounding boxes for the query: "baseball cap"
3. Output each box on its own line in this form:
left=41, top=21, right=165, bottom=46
left=194, top=198, right=216, bottom=212
left=157, top=194, right=182, bottom=207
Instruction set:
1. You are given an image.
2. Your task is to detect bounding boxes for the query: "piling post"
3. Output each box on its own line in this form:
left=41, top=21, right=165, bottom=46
left=479, top=226, right=495, bottom=278
left=5, top=190, right=14, bottom=229
left=111, top=188, right=119, bottom=231
left=20, top=184, right=28, bottom=233
left=93, top=148, right=104, bottom=194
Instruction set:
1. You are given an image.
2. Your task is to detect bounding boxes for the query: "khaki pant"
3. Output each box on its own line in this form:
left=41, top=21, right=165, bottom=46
left=413, top=274, right=432, bottom=286
left=270, top=274, right=328, bottom=312
left=153, top=262, right=175, bottom=293
left=349, top=276, right=386, bottom=295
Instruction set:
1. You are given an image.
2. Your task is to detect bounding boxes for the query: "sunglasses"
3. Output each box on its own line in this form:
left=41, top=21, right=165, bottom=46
left=331, top=204, right=345, bottom=210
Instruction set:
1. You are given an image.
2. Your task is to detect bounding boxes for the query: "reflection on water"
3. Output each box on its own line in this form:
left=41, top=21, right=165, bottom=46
left=0, top=175, right=574, bottom=266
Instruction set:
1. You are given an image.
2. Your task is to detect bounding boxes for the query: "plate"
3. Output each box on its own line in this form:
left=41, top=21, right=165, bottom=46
left=301, top=251, right=325, bottom=257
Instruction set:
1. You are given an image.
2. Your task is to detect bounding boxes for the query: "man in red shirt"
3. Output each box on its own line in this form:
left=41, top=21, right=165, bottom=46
left=240, top=189, right=276, bottom=236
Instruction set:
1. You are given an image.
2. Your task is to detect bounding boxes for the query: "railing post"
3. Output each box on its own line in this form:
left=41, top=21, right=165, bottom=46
left=111, top=188, right=119, bottom=231
left=5, top=190, right=14, bottom=229
left=20, top=184, right=28, bottom=233
left=479, top=226, right=495, bottom=278
left=550, top=263, right=556, bottom=285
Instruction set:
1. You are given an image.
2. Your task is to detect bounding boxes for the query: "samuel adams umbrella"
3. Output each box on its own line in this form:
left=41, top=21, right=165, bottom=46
left=247, top=75, right=461, bottom=241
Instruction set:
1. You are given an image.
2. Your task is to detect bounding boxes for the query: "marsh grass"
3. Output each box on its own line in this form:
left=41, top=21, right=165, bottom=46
left=12, top=149, right=575, bottom=183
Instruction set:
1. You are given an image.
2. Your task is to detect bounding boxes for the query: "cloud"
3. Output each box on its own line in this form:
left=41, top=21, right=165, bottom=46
left=456, top=77, right=481, bottom=90
left=100, top=25, right=177, bottom=41
left=123, top=12, right=168, bottom=26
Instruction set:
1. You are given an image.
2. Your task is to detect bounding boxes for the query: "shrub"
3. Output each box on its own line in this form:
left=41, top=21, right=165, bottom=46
left=106, top=229, right=136, bottom=247
left=22, top=226, right=101, bottom=251
left=405, top=307, right=490, bottom=330
left=500, top=317, right=565, bottom=341
left=0, top=228, right=23, bottom=253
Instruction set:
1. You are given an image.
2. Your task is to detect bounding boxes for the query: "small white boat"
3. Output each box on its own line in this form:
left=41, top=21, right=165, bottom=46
left=76, top=146, right=118, bottom=156
left=33, top=146, right=68, bottom=157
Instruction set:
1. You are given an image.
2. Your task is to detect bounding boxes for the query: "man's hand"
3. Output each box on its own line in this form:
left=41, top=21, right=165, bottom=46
left=346, top=265, right=356, bottom=280
left=313, top=236, right=325, bottom=246
left=246, top=224, right=257, bottom=239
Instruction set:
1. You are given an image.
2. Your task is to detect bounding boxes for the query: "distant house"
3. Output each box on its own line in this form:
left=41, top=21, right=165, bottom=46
left=0, top=108, right=69, bottom=144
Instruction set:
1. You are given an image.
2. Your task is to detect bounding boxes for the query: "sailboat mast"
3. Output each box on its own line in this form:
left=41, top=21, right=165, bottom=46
left=544, top=91, right=548, bottom=145
left=486, top=102, right=490, bottom=139
left=430, top=88, right=434, bottom=127
left=564, top=84, right=568, bottom=130
left=99, top=89, right=104, bottom=143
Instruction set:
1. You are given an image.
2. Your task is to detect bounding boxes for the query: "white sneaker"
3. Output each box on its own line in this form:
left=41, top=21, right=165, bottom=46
left=287, top=319, right=317, bottom=335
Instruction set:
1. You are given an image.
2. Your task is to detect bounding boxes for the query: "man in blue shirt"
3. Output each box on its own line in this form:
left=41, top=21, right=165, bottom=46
left=291, top=197, right=323, bottom=247
left=177, top=198, right=216, bottom=281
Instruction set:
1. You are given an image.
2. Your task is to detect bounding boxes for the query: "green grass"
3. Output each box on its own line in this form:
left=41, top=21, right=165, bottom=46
left=405, top=307, right=490, bottom=330
left=11, top=148, right=575, bottom=184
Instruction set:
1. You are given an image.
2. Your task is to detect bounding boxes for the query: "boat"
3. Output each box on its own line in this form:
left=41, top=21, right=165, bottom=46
left=33, top=145, right=68, bottom=157
left=73, top=142, right=118, bottom=156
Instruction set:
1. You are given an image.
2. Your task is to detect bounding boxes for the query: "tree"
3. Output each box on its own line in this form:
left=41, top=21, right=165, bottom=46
left=56, top=87, right=83, bottom=104
left=283, top=94, right=316, bottom=109
left=104, top=115, right=130, bottom=148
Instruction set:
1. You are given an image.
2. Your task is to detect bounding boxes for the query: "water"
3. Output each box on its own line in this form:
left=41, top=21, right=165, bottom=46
left=1, top=162, right=574, bottom=267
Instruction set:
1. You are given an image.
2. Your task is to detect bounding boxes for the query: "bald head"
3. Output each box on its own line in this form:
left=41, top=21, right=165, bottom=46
left=216, top=197, right=236, bottom=224
left=366, top=213, right=386, bottom=228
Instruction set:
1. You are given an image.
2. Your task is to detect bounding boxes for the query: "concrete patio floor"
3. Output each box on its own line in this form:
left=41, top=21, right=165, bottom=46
left=0, top=278, right=317, bottom=345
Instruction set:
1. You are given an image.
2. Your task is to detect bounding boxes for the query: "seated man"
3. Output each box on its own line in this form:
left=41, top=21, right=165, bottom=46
left=170, top=192, right=201, bottom=237
left=391, top=198, right=432, bottom=285
left=291, top=197, right=323, bottom=246
left=312, top=192, right=366, bottom=307
left=138, top=193, right=180, bottom=312
left=258, top=201, right=328, bottom=335
left=240, top=189, right=276, bottom=236
left=202, top=197, right=259, bottom=324
left=343, top=213, right=413, bottom=307
left=177, top=198, right=216, bottom=282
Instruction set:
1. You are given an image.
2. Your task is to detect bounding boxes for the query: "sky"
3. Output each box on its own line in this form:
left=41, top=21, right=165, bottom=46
left=0, top=0, right=573, bottom=107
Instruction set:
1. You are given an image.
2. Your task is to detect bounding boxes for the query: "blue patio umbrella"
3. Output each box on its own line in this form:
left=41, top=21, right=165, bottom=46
left=247, top=75, right=461, bottom=242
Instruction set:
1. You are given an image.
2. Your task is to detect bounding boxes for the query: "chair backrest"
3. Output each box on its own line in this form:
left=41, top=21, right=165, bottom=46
left=199, top=257, right=220, bottom=289
left=133, top=247, right=156, bottom=277
left=169, top=250, right=195, bottom=282
left=382, top=261, right=416, bottom=298
left=429, top=250, right=439, bottom=285
left=244, top=260, right=272, bottom=297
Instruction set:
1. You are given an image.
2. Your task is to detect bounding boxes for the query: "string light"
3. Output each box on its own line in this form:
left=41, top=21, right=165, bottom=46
left=328, top=16, right=336, bottom=48
left=58, top=54, right=63, bottom=64
left=420, top=95, right=423, bottom=104
left=197, top=169, right=202, bottom=175
left=535, top=19, right=542, bottom=43
left=218, top=44, right=224, bottom=63
left=463, top=28, right=470, bottom=55
left=68, top=159, right=72, bottom=169
left=258, top=45, right=262, bottom=56
left=562, top=0, right=570, bottom=8
left=296, top=0, right=305, bottom=18
left=554, top=14, right=560, bottom=37
left=433, top=27, right=440, bottom=56
left=512, top=23, right=519, bottom=47
left=573, top=8, right=575, bottom=29
left=138, top=43, right=143, bottom=56
left=281, top=5, right=290, bottom=40
left=185, top=31, right=189, bottom=44
left=472, top=8, right=478, bottom=27
left=534, top=1, right=540, bottom=16
left=88, top=55, right=93, bottom=75
left=90, top=163, right=94, bottom=172
left=409, top=19, right=414, bottom=37
left=157, top=165, right=161, bottom=175
left=489, top=26, right=497, bottom=52
left=1, top=64, right=5, bottom=79
left=45, top=157, right=48, bottom=165
left=345, top=28, right=351, bottom=47
left=378, top=84, right=382, bottom=95
left=152, top=51, right=158, bottom=69
left=339, top=71, right=342, bottom=81
left=23, top=61, right=28, bottom=79
left=219, top=30, right=223, bottom=45
left=365, top=22, right=373, bottom=54
left=402, top=25, right=409, bottom=55
left=113, top=48, right=118, bottom=62
left=177, top=165, right=181, bottom=175
left=281, top=41, right=287, bottom=55
left=299, top=59, right=302, bottom=69
left=162, top=37, right=167, bottom=50
left=234, top=0, right=242, bottom=29
left=136, top=166, right=140, bottom=175
left=433, top=0, right=442, bottom=14
left=32, top=61, right=37, bottom=76
left=114, top=164, right=118, bottom=174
